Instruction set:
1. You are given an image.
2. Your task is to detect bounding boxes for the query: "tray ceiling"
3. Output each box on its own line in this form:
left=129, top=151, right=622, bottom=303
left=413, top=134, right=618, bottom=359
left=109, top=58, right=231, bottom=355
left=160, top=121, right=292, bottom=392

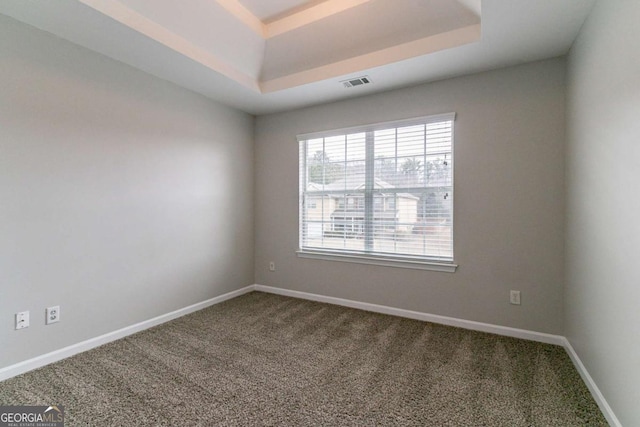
left=0, top=0, right=595, bottom=114
left=237, top=0, right=317, bottom=21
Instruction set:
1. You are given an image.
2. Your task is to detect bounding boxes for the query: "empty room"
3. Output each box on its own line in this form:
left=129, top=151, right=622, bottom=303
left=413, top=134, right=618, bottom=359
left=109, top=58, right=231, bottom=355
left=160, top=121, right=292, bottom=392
left=0, top=0, right=637, bottom=425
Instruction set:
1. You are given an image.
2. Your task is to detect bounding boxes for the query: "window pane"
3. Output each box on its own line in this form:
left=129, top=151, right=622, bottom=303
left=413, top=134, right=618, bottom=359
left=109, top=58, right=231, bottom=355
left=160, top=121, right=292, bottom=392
left=374, top=156, right=397, bottom=184
left=306, top=138, right=324, bottom=157
left=426, top=121, right=453, bottom=154
left=397, top=156, right=424, bottom=187
left=324, top=135, right=346, bottom=163
left=302, top=190, right=368, bottom=253
left=396, top=125, right=425, bottom=157
left=329, top=162, right=365, bottom=191
left=412, top=189, right=453, bottom=258
left=424, top=154, right=452, bottom=187
left=307, top=155, right=345, bottom=187
left=346, top=133, right=366, bottom=161
left=300, top=115, right=454, bottom=262
left=374, top=129, right=396, bottom=160
left=371, top=189, right=453, bottom=258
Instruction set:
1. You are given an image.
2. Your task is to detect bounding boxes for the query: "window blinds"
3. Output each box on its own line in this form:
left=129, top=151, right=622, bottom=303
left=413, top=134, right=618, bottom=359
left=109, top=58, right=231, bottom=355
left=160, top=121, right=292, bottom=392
left=299, top=113, right=455, bottom=263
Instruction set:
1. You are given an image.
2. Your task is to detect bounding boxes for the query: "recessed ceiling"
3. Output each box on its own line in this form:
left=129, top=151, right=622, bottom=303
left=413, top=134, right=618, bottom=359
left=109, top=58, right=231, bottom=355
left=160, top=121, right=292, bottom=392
left=0, top=0, right=595, bottom=115
left=261, top=0, right=479, bottom=82
left=237, top=0, right=317, bottom=22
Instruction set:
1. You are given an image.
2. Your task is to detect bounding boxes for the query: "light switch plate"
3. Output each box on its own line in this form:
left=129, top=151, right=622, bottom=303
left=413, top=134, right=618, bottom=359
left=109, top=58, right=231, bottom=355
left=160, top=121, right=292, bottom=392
left=510, top=290, right=521, bottom=305
left=16, top=311, right=29, bottom=329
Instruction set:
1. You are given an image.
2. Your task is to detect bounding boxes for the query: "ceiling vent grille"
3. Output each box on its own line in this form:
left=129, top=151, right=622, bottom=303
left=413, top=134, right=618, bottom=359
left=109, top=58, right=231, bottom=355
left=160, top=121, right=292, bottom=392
left=341, top=76, right=372, bottom=88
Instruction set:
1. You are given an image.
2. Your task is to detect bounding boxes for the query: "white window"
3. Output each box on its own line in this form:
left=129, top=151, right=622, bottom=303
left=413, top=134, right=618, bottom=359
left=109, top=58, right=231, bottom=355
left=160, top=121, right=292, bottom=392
left=298, top=113, right=456, bottom=272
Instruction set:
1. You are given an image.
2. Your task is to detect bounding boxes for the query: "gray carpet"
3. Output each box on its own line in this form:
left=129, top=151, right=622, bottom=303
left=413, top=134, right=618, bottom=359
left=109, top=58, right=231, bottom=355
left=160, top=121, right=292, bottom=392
left=0, top=292, right=607, bottom=426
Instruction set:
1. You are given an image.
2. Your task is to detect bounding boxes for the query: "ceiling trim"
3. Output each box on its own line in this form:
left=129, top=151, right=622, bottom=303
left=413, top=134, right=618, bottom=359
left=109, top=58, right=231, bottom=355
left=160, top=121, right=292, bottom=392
left=215, top=0, right=266, bottom=38
left=78, top=0, right=260, bottom=92
left=217, top=0, right=374, bottom=40
left=261, top=23, right=482, bottom=93
left=0, top=0, right=595, bottom=115
left=266, top=0, right=373, bottom=38
left=74, top=0, right=481, bottom=95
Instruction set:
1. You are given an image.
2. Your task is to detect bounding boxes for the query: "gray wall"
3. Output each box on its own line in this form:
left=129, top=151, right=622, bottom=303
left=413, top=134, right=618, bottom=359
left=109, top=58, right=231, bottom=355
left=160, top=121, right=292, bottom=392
left=255, top=58, right=566, bottom=334
left=566, top=2, right=640, bottom=425
left=3, top=6, right=634, bottom=422
left=0, top=16, right=254, bottom=368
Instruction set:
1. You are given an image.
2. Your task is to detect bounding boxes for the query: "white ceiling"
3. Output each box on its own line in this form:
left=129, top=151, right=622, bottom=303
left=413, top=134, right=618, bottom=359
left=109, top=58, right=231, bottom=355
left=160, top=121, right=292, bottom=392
left=238, top=0, right=315, bottom=21
left=0, top=0, right=596, bottom=115
left=261, top=0, right=479, bottom=81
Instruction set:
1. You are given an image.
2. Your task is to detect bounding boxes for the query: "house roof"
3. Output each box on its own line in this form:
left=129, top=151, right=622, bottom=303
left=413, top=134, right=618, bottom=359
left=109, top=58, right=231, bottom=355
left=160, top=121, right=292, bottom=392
left=323, top=177, right=395, bottom=191
left=307, top=182, right=324, bottom=191
left=307, top=177, right=419, bottom=200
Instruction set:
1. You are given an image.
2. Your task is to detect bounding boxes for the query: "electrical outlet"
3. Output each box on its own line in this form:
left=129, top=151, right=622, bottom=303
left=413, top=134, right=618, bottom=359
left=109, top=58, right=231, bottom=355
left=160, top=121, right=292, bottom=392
left=46, top=306, right=60, bottom=324
left=269, top=261, right=276, bottom=272
left=15, top=311, right=29, bottom=330
left=510, top=290, right=521, bottom=305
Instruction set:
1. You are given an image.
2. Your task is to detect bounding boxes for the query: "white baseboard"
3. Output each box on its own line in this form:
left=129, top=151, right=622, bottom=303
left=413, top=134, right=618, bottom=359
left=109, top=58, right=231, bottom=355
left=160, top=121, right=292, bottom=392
left=0, top=285, right=254, bottom=382
left=254, top=284, right=621, bottom=425
left=1, top=283, right=621, bottom=426
left=253, top=284, right=565, bottom=345
left=562, top=338, right=621, bottom=427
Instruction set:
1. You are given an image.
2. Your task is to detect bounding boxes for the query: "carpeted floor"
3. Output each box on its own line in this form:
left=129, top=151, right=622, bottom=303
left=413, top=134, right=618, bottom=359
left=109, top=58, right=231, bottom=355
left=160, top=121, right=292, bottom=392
left=0, top=292, right=607, bottom=426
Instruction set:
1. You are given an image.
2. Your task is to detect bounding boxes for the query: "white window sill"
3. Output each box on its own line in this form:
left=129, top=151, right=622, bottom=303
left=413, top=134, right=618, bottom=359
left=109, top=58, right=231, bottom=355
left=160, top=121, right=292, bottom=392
left=296, top=250, right=458, bottom=272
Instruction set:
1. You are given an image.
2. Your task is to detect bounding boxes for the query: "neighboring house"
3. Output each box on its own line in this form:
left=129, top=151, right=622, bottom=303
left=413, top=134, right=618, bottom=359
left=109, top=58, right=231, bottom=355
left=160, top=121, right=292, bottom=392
left=305, top=178, right=418, bottom=238
left=304, top=182, right=337, bottom=238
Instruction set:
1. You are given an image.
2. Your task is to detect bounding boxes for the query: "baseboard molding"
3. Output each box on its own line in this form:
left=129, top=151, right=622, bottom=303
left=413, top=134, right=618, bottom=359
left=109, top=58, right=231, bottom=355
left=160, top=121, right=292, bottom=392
left=254, top=284, right=621, bottom=425
left=252, top=284, right=565, bottom=345
left=562, top=338, right=622, bottom=427
left=0, top=285, right=254, bottom=382
left=1, top=283, right=621, bottom=425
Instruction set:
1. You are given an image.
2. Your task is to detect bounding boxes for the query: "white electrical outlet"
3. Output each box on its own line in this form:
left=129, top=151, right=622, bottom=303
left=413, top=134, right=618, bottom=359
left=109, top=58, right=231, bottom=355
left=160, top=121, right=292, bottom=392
left=15, top=311, right=29, bottom=330
left=510, top=290, right=521, bottom=305
left=46, top=306, right=60, bottom=324
left=269, top=261, right=276, bottom=272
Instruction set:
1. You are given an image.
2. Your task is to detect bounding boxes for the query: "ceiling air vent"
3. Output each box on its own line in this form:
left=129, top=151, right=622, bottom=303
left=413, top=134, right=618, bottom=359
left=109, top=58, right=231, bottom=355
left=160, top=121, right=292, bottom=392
left=341, top=76, right=372, bottom=88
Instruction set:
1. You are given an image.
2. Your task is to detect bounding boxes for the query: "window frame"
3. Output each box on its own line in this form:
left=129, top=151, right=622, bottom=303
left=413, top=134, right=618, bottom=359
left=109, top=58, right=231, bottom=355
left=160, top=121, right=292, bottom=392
left=297, top=113, right=458, bottom=273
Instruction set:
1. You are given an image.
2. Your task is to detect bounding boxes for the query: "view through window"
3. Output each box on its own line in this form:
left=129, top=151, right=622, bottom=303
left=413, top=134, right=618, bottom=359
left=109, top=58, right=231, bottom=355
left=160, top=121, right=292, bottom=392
left=298, top=113, right=455, bottom=264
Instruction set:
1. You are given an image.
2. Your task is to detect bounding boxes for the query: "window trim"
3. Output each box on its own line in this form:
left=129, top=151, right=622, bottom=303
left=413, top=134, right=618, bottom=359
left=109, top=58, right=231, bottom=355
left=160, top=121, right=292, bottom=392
left=296, top=249, right=458, bottom=272
left=297, top=112, right=455, bottom=141
left=298, top=112, right=456, bottom=271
